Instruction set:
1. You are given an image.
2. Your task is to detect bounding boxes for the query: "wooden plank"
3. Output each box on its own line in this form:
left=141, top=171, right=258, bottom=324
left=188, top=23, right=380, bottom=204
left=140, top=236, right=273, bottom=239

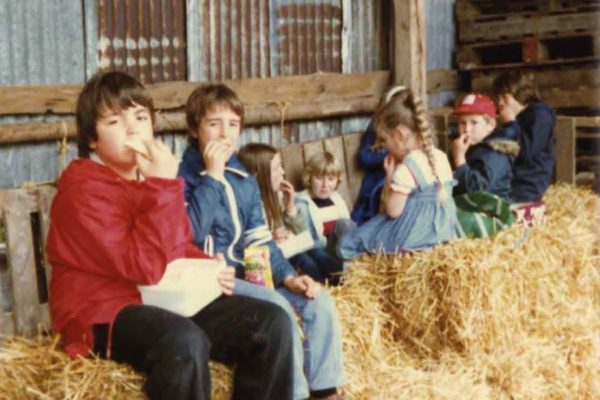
left=427, top=69, right=460, bottom=94
left=458, top=10, right=600, bottom=43
left=302, top=141, right=326, bottom=165
left=36, top=186, right=57, bottom=293
left=457, top=31, right=600, bottom=71
left=280, top=143, right=306, bottom=192
left=574, top=116, right=600, bottom=128
left=3, top=190, right=46, bottom=335
left=342, top=132, right=364, bottom=206
left=555, top=117, right=577, bottom=184
left=323, top=136, right=352, bottom=209
left=0, top=71, right=390, bottom=116
left=392, top=0, right=427, bottom=99
left=472, top=66, right=600, bottom=92
left=472, top=67, right=600, bottom=110
left=0, top=207, right=15, bottom=336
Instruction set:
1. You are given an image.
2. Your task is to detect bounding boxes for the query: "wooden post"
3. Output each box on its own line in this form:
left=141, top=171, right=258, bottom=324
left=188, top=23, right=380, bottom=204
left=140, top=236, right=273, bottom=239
left=554, top=117, right=576, bottom=184
left=392, top=0, right=427, bottom=101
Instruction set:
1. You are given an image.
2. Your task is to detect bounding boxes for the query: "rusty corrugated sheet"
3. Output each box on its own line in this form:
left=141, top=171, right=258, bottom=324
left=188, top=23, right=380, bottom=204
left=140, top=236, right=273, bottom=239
left=274, top=0, right=343, bottom=75
left=97, top=0, right=187, bottom=83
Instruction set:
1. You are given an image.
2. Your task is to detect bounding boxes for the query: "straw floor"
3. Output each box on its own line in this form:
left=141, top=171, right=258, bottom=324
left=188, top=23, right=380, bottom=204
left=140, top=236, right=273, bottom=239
left=1, top=184, right=598, bottom=399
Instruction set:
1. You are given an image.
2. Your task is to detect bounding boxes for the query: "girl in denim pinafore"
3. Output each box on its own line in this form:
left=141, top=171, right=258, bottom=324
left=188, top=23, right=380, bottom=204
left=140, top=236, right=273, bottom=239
left=339, top=87, right=462, bottom=259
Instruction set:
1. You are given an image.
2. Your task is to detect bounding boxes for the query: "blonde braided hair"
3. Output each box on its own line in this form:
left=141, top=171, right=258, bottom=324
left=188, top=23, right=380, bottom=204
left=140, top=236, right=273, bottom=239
left=374, top=87, right=447, bottom=205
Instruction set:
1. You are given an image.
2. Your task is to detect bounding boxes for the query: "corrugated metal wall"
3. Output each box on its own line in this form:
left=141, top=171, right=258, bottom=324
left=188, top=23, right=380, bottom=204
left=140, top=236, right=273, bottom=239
left=0, top=0, right=456, bottom=188
left=96, top=0, right=187, bottom=83
left=0, top=0, right=83, bottom=188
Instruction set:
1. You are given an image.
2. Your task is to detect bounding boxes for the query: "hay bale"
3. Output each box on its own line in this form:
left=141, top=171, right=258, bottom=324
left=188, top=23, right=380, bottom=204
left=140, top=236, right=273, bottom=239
left=1, top=184, right=598, bottom=399
left=338, top=184, right=600, bottom=398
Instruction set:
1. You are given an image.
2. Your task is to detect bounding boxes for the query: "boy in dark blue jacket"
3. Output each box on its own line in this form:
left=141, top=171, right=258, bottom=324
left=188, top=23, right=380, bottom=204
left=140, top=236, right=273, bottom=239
left=451, top=93, right=519, bottom=200
left=493, top=70, right=556, bottom=203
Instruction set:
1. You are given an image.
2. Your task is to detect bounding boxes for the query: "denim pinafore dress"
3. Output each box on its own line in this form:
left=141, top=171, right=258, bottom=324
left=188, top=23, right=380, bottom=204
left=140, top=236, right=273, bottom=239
left=339, top=154, right=461, bottom=259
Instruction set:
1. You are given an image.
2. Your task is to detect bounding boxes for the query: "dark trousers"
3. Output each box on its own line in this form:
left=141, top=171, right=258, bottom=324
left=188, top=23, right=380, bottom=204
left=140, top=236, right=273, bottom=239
left=95, top=295, right=294, bottom=400
left=292, top=248, right=343, bottom=285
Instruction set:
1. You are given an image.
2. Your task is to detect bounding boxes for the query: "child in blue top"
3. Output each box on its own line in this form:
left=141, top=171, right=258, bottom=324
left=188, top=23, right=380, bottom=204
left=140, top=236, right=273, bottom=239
left=451, top=93, right=519, bottom=200
left=178, top=83, right=345, bottom=400
left=339, top=87, right=462, bottom=258
left=493, top=70, right=556, bottom=203
left=350, top=86, right=407, bottom=226
left=350, top=122, right=388, bottom=225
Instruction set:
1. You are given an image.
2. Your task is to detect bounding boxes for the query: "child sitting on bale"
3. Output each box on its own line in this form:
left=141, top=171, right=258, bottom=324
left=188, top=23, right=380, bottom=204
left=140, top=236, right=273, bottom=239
left=46, top=71, right=295, bottom=400
left=338, top=86, right=462, bottom=258
left=294, top=151, right=356, bottom=284
left=493, top=70, right=556, bottom=226
left=451, top=93, right=519, bottom=238
left=178, top=83, right=345, bottom=400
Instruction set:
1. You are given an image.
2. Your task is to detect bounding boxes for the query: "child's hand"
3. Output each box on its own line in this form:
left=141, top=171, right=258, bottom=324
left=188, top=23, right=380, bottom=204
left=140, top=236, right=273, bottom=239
left=215, top=253, right=235, bottom=296
left=136, top=140, right=179, bottom=179
left=281, top=180, right=297, bottom=215
left=283, top=275, right=321, bottom=298
left=204, top=140, right=233, bottom=180
left=451, top=134, right=470, bottom=167
left=498, top=103, right=517, bottom=124
left=272, top=226, right=288, bottom=243
left=383, top=154, right=396, bottom=180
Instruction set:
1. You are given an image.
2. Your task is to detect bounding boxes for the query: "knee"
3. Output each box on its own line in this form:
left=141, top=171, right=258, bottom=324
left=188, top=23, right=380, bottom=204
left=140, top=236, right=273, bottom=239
left=303, top=291, right=338, bottom=322
left=260, top=303, right=295, bottom=347
left=161, top=320, right=211, bottom=362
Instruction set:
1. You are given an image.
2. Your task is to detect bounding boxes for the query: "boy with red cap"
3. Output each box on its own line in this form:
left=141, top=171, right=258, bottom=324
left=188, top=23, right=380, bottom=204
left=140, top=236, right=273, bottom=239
left=451, top=93, right=520, bottom=200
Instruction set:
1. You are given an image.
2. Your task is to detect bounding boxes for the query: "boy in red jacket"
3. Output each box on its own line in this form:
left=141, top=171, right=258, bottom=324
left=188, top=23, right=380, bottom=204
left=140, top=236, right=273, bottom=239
left=46, top=71, right=294, bottom=400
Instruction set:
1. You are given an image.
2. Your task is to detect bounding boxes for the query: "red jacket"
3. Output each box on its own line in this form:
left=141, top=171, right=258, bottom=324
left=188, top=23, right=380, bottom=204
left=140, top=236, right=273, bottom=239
left=46, top=159, right=208, bottom=358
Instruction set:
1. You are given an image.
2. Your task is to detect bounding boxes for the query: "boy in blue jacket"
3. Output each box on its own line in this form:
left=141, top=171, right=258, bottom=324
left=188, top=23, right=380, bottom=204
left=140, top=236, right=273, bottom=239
left=493, top=71, right=556, bottom=202
left=178, top=83, right=345, bottom=400
left=451, top=93, right=519, bottom=200
left=493, top=71, right=556, bottom=225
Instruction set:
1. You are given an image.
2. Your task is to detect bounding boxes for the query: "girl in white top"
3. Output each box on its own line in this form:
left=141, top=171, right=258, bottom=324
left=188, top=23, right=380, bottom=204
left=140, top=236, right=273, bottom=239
left=338, top=87, right=462, bottom=258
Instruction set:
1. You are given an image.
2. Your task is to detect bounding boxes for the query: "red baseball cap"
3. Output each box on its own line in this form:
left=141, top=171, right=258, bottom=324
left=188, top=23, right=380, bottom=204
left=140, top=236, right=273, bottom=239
left=453, top=93, right=497, bottom=118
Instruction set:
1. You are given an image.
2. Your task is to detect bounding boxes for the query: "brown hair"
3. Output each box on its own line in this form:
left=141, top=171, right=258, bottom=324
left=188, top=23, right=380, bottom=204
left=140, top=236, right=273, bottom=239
left=185, top=83, right=245, bottom=145
left=492, top=70, right=540, bottom=105
left=76, top=71, right=155, bottom=158
left=374, top=87, right=447, bottom=203
left=302, top=151, right=343, bottom=189
left=237, top=142, right=283, bottom=231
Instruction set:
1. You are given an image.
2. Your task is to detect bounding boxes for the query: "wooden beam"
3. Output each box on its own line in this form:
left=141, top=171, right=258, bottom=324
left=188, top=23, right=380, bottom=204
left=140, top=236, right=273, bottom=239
left=0, top=71, right=391, bottom=116
left=458, top=11, right=600, bottom=43
left=471, top=67, right=600, bottom=110
left=0, top=95, right=383, bottom=145
left=427, top=69, right=459, bottom=94
left=392, top=0, right=426, bottom=100
left=554, top=117, right=577, bottom=184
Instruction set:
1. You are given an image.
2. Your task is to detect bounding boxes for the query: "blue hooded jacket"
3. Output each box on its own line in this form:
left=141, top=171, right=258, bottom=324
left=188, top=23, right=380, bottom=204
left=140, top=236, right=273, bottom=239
left=178, top=145, right=296, bottom=286
left=453, top=127, right=520, bottom=200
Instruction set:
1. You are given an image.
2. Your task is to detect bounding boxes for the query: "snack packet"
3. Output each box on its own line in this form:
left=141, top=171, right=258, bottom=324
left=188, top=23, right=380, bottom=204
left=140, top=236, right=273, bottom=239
left=243, top=245, right=274, bottom=289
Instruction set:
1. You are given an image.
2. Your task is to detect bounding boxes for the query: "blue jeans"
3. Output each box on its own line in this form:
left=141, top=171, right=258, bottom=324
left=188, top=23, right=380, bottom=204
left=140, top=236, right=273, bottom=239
left=233, top=279, right=345, bottom=400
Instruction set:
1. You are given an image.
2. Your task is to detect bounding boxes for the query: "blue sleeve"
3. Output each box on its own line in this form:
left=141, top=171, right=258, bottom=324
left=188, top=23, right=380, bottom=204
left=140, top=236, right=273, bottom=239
left=243, top=179, right=296, bottom=286
left=453, top=161, right=493, bottom=196
left=498, top=123, right=519, bottom=142
left=358, top=123, right=388, bottom=169
left=519, top=107, right=555, bottom=161
left=186, top=175, right=227, bottom=247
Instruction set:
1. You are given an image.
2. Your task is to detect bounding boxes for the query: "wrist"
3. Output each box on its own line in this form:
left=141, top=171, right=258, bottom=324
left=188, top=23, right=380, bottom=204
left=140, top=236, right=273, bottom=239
left=454, top=156, right=466, bottom=168
left=285, top=206, right=297, bottom=216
